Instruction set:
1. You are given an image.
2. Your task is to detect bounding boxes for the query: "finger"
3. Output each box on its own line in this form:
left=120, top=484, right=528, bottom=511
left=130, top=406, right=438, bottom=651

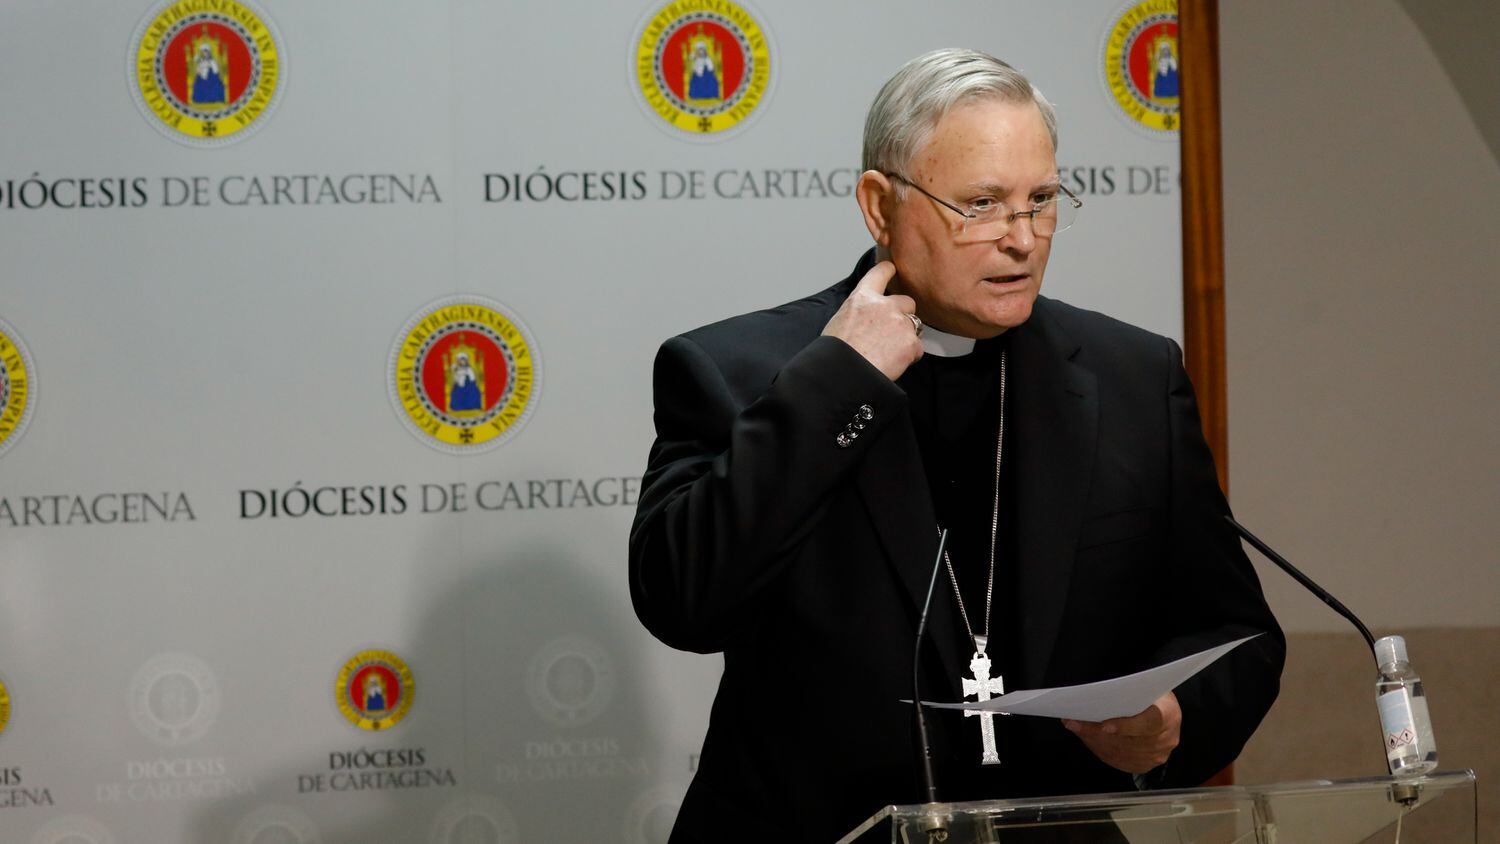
left=1067, top=718, right=1177, bottom=774
left=1074, top=733, right=1174, bottom=772
left=1062, top=719, right=1113, bottom=736
left=1107, top=704, right=1166, bottom=737
left=1067, top=715, right=1158, bottom=738
left=855, top=260, right=898, bottom=295
left=886, top=294, right=916, bottom=314
left=1084, top=733, right=1166, bottom=753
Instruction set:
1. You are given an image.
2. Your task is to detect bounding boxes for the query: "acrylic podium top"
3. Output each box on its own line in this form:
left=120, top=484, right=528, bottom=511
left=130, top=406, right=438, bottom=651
left=837, top=770, right=1478, bottom=843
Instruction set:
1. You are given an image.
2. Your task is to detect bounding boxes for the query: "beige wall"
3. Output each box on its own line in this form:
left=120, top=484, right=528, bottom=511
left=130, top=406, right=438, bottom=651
left=1221, top=0, right=1499, bottom=634
left=1219, top=1, right=1498, bottom=838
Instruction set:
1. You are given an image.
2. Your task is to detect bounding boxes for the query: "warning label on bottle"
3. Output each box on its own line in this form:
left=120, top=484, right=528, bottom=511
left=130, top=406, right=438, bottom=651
left=1377, top=690, right=1417, bottom=761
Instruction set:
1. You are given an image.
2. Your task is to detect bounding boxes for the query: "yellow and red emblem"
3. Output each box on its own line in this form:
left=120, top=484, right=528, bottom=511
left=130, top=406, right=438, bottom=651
left=130, top=0, right=284, bottom=144
left=336, top=650, right=414, bottom=731
left=390, top=296, right=540, bottom=453
left=0, top=317, right=36, bottom=460
left=1102, top=0, right=1180, bottom=134
left=633, top=0, right=774, bottom=137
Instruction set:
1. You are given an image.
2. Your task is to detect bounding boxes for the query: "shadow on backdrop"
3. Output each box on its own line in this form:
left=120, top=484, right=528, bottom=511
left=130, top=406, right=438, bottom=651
left=192, top=537, right=671, bottom=843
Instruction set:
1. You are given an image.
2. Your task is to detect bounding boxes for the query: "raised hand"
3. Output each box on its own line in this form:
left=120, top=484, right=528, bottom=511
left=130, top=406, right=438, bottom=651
left=821, top=260, right=924, bottom=381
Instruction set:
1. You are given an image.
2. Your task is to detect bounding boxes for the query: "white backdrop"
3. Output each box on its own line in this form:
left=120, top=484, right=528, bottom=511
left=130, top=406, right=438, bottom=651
left=0, top=1, right=1183, bottom=841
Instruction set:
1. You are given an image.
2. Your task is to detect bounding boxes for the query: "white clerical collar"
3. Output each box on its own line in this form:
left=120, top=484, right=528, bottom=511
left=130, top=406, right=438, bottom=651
left=921, top=325, right=978, bottom=357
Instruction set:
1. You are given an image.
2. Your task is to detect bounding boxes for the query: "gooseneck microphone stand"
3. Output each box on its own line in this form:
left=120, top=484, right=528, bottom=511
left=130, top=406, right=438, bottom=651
left=1224, top=515, right=1375, bottom=651
left=912, top=529, right=950, bottom=841
left=1225, top=515, right=1430, bottom=805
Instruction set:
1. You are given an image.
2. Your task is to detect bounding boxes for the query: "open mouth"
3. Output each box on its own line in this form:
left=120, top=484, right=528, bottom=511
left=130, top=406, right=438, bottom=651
left=984, top=274, right=1029, bottom=285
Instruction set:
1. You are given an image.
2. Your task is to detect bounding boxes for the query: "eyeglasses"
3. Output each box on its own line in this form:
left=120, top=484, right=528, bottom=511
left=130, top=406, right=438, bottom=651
left=884, top=172, right=1082, bottom=242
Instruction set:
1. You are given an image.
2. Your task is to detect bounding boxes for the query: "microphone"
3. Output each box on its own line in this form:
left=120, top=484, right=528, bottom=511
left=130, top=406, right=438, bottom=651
left=912, top=529, right=949, bottom=840
left=1223, top=515, right=1375, bottom=650
left=1225, top=515, right=1433, bottom=804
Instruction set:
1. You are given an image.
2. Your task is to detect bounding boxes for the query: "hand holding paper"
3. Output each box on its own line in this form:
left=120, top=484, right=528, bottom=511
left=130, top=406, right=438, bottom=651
left=1064, top=691, right=1182, bottom=774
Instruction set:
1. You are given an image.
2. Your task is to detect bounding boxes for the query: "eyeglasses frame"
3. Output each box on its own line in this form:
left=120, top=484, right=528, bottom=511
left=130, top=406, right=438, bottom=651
left=883, top=171, right=1083, bottom=239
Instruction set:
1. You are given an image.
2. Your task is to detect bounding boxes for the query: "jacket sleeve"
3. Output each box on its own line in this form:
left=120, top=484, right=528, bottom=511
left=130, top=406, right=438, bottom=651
left=1151, top=337, right=1286, bottom=787
left=628, top=333, right=906, bottom=654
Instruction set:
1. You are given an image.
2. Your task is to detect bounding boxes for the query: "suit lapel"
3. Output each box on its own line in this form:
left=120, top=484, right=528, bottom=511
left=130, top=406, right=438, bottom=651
left=1009, top=300, right=1098, bottom=689
left=853, top=413, right=968, bottom=700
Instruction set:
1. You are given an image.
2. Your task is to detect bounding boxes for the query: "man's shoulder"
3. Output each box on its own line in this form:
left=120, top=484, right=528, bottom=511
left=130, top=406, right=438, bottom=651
left=1033, top=295, right=1174, bottom=361
left=674, top=261, right=861, bottom=366
left=683, top=283, right=845, bottom=347
left=647, top=260, right=866, bottom=415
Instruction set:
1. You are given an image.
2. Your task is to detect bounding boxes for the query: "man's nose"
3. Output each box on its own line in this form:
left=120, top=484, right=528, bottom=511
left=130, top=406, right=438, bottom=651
left=998, top=215, right=1037, bottom=253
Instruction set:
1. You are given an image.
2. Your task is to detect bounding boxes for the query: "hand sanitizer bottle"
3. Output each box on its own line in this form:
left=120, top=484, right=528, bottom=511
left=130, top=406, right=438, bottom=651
left=1374, top=635, right=1438, bottom=776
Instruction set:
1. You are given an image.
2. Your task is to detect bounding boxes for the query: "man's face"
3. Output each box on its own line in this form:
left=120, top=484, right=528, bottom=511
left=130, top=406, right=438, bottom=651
left=882, top=99, right=1057, bottom=338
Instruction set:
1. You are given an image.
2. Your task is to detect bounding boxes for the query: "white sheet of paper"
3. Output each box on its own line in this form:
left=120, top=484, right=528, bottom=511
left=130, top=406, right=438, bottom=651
left=921, top=635, right=1261, bottom=722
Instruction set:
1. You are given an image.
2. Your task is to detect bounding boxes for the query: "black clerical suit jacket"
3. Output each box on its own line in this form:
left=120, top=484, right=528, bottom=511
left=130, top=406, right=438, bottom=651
left=629, top=253, right=1285, bottom=843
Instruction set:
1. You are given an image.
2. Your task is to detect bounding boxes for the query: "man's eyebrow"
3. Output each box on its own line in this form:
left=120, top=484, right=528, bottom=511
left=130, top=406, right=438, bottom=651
left=959, top=180, right=1010, bottom=195
left=959, top=178, right=1061, bottom=195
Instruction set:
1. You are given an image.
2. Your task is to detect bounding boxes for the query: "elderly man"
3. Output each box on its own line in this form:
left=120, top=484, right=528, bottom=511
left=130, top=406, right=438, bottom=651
left=630, top=49, right=1284, bottom=842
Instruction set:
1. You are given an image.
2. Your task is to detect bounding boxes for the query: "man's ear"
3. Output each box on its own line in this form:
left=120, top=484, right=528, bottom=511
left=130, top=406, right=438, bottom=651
left=856, top=170, right=895, bottom=248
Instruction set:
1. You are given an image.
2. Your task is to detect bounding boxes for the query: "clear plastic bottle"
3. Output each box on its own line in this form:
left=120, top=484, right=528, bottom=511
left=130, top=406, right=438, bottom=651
left=1374, top=635, right=1438, bottom=776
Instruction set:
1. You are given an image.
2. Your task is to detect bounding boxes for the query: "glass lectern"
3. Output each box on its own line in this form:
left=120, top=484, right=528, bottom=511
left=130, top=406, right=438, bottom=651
left=837, top=771, right=1477, bottom=843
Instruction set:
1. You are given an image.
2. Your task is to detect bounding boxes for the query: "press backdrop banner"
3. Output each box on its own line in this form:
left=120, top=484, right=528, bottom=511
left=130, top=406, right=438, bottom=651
left=0, top=1, right=1184, bottom=840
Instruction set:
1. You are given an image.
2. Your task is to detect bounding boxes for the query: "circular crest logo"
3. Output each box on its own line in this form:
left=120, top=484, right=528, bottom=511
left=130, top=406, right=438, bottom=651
left=127, top=653, right=220, bottom=746
left=389, top=295, right=541, bottom=454
left=336, top=649, right=414, bottom=731
left=128, top=0, right=285, bottom=146
left=231, top=804, right=322, bottom=844
left=0, top=316, right=37, bottom=461
left=624, top=784, right=687, bottom=844
left=428, top=794, right=519, bottom=844
left=631, top=0, right=775, bottom=139
left=30, top=815, right=117, bottom=844
left=1101, top=0, right=1180, bottom=135
left=526, top=635, right=615, bottom=728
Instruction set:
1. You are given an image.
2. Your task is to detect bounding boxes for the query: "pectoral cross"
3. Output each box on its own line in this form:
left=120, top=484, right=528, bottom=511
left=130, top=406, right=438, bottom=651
left=961, top=646, right=1005, bottom=765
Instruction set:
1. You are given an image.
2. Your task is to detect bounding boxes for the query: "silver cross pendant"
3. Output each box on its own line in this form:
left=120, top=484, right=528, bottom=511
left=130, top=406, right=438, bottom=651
left=960, top=644, right=1005, bottom=765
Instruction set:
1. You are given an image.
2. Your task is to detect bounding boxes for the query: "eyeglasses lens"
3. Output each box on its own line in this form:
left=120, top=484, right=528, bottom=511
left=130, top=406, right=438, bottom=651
left=958, top=197, right=1077, bottom=242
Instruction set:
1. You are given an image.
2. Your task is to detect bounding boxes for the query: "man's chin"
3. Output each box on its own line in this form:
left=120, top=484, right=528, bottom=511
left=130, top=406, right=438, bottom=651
left=944, top=311, right=1033, bottom=339
left=924, top=287, right=1039, bottom=337
left=974, top=293, right=1036, bottom=335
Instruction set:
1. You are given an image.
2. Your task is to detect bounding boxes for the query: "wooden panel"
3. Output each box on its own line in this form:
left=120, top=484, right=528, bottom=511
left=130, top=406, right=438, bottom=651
left=1180, top=0, right=1228, bottom=496
left=1179, top=0, right=1234, bottom=788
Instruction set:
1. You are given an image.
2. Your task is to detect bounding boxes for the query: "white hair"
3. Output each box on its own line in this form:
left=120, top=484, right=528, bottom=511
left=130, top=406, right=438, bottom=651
left=862, top=48, right=1058, bottom=181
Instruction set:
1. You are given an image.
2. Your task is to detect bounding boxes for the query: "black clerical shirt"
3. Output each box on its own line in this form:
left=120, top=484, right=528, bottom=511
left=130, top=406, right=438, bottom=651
left=898, top=333, right=1035, bottom=798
